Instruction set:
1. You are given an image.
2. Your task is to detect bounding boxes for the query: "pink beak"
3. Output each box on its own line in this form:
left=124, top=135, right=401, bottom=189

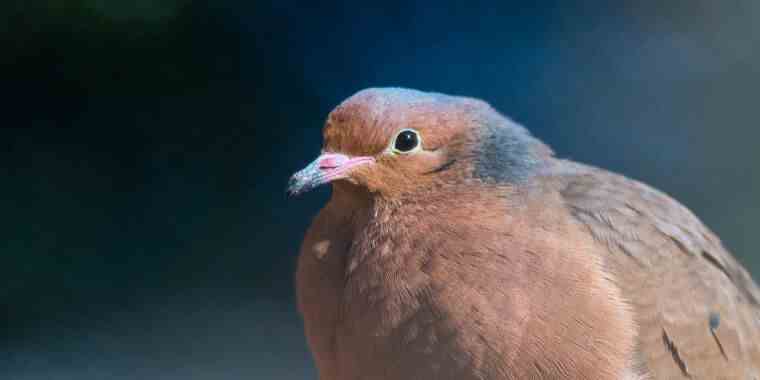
left=287, top=153, right=375, bottom=196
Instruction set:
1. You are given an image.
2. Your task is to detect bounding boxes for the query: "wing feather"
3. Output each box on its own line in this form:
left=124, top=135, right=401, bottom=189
left=554, top=161, right=760, bottom=379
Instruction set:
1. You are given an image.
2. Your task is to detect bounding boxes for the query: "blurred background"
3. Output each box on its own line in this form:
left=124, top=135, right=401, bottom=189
left=2, top=1, right=759, bottom=379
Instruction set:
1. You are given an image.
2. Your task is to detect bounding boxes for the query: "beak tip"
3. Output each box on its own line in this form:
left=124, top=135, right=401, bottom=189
left=286, top=176, right=303, bottom=197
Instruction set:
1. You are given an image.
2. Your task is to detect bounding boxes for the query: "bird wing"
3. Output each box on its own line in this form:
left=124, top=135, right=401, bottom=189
left=553, top=160, right=760, bottom=380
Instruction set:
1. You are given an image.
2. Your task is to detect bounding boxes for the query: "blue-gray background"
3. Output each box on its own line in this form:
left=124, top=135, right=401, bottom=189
left=3, top=1, right=759, bottom=379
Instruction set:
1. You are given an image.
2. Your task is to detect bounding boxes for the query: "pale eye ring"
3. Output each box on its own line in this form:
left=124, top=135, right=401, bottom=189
left=391, top=129, right=421, bottom=154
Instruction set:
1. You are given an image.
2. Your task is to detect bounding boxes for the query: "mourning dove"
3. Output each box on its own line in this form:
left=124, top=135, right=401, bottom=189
left=288, top=88, right=760, bottom=379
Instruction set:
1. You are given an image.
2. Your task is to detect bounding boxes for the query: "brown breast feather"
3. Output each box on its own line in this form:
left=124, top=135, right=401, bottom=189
left=298, top=183, right=639, bottom=379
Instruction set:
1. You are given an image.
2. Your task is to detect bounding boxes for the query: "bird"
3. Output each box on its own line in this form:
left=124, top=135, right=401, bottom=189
left=288, top=87, right=760, bottom=379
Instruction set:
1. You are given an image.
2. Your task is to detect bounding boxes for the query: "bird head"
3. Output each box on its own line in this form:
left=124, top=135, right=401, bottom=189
left=288, top=88, right=551, bottom=199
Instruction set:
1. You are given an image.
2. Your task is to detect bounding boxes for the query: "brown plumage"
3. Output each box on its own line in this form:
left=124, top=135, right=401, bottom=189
left=288, top=88, right=760, bottom=379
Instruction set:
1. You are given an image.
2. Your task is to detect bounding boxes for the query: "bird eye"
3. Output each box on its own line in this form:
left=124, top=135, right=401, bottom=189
left=392, top=129, right=421, bottom=154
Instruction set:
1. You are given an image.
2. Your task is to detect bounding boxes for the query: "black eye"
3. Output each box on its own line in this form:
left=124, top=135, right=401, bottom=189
left=393, top=130, right=420, bottom=153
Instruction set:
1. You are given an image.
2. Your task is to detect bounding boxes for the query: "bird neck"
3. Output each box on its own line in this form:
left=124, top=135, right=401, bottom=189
left=335, top=183, right=525, bottom=336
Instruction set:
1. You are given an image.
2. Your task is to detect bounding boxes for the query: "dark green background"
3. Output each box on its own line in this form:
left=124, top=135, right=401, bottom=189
left=2, top=1, right=759, bottom=379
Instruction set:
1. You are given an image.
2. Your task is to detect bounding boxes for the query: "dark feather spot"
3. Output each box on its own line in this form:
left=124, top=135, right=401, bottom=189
left=702, top=250, right=732, bottom=280
left=662, top=328, right=691, bottom=378
left=708, top=311, right=729, bottom=360
left=709, top=311, right=720, bottom=330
